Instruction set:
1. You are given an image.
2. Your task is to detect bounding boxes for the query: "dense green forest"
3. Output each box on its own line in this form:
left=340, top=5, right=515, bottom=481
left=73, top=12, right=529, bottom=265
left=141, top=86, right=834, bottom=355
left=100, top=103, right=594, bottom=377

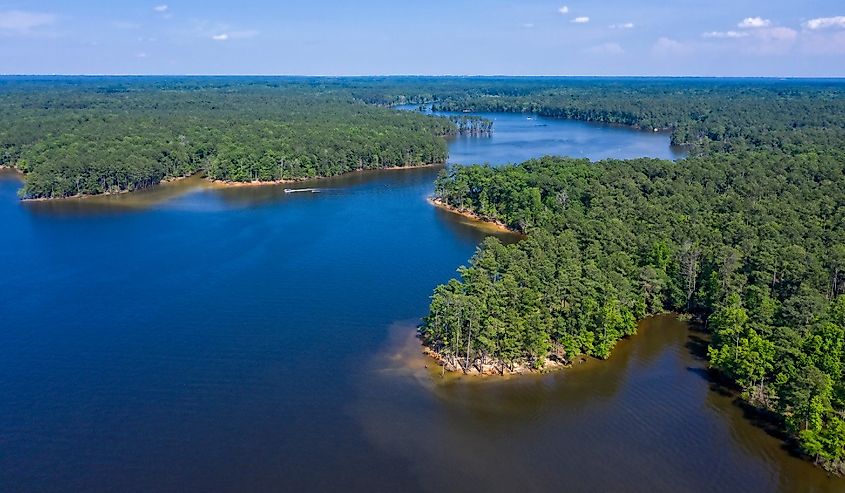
left=0, top=78, right=453, bottom=199
left=9, top=77, right=842, bottom=199
left=431, top=80, right=845, bottom=152
left=421, top=82, right=845, bottom=472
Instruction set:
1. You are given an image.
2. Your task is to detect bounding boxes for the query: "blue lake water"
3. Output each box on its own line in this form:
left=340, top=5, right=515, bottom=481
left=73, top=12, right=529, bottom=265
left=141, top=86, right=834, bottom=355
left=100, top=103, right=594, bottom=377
left=0, top=112, right=840, bottom=492
left=409, top=106, right=687, bottom=165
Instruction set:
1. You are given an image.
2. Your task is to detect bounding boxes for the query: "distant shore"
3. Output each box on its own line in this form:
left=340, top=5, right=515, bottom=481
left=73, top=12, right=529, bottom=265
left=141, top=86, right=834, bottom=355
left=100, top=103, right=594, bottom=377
left=15, top=162, right=446, bottom=201
left=427, top=197, right=518, bottom=234
left=208, top=162, right=445, bottom=188
left=19, top=173, right=199, bottom=202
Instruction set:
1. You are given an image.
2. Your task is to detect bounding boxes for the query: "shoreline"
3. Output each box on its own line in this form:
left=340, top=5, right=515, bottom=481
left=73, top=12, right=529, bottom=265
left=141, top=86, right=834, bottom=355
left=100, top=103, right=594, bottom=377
left=420, top=342, right=575, bottom=377
left=18, top=163, right=446, bottom=201
left=417, top=314, right=673, bottom=379
left=208, top=177, right=298, bottom=188
left=208, top=162, right=446, bottom=188
left=427, top=197, right=519, bottom=234
left=20, top=173, right=200, bottom=202
left=0, top=165, right=22, bottom=176
left=371, top=162, right=445, bottom=171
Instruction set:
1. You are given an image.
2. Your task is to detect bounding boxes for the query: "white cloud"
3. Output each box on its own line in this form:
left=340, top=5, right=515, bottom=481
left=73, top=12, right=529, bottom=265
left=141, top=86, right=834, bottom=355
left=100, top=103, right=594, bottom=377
left=211, top=30, right=258, bottom=42
left=699, top=16, right=798, bottom=54
left=522, top=23, right=535, bottom=29
left=737, top=26, right=798, bottom=54
left=558, top=6, right=569, bottom=15
left=738, top=17, right=771, bottom=29
left=189, top=19, right=258, bottom=41
left=572, top=16, right=590, bottom=24
left=701, top=23, right=798, bottom=54
left=136, top=52, right=148, bottom=58
left=610, top=22, right=635, bottom=29
left=0, top=10, right=56, bottom=34
left=702, top=30, right=749, bottom=39
left=804, top=16, right=845, bottom=30
left=587, top=42, right=624, bottom=55
left=154, top=5, right=169, bottom=12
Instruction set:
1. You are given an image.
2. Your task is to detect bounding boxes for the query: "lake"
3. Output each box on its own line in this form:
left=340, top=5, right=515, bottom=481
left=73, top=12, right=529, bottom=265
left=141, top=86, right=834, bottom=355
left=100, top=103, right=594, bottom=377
left=0, top=111, right=840, bottom=492
left=396, top=104, right=687, bottom=164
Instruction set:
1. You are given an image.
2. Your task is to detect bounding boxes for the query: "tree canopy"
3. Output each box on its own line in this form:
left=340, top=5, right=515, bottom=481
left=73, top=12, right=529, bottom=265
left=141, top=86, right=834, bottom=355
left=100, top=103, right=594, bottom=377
left=0, top=78, right=454, bottom=199
left=421, top=79, right=845, bottom=472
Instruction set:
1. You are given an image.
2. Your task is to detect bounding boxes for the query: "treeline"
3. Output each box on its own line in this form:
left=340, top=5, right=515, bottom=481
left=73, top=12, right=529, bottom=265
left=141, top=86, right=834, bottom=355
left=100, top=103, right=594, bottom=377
left=422, top=82, right=845, bottom=471
left=11, top=76, right=844, bottom=199
left=431, top=80, right=845, bottom=154
left=448, top=115, right=493, bottom=136
left=0, top=78, right=453, bottom=199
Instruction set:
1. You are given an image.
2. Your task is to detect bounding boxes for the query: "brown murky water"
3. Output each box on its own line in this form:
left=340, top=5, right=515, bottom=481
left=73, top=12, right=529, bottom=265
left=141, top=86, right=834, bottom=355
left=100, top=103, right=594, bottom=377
left=355, top=315, right=843, bottom=493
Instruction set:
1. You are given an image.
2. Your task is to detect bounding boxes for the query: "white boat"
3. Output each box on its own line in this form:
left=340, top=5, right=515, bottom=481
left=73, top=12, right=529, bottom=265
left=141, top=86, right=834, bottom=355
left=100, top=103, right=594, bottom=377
left=284, top=188, right=321, bottom=194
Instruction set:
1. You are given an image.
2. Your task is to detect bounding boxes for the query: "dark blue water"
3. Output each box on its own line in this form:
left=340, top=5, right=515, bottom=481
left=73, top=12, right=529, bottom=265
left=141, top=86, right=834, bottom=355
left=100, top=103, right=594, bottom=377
left=0, top=112, right=840, bottom=492
left=0, top=166, right=501, bottom=491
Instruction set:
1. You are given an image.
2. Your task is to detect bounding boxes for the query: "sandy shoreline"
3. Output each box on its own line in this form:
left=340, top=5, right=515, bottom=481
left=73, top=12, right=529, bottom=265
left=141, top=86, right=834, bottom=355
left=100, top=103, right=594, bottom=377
left=427, top=197, right=519, bottom=234
left=208, top=163, right=446, bottom=188
left=373, top=162, right=445, bottom=171
left=19, top=173, right=200, bottom=202
left=421, top=342, right=573, bottom=377
left=16, top=163, right=446, bottom=201
left=22, top=188, right=137, bottom=202
left=0, top=165, right=22, bottom=176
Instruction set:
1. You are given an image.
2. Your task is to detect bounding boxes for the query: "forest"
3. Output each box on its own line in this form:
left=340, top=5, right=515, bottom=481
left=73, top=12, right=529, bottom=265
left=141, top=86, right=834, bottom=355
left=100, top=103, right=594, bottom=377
left=430, top=79, right=845, bottom=152
left=10, top=77, right=842, bottom=200
left=420, top=80, right=845, bottom=472
left=0, top=78, right=454, bottom=199
left=448, top=115, right=494, bottom=136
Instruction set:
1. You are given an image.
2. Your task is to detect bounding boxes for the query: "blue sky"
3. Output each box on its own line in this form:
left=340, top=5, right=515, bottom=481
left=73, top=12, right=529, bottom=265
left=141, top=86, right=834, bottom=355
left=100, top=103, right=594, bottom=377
left=1, top=1, right=844, bottom=76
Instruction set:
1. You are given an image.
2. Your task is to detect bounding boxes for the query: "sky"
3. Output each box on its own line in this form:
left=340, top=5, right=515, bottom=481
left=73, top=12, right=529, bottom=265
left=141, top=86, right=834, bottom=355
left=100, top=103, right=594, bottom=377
left=0, top=1, right=844, bottom=76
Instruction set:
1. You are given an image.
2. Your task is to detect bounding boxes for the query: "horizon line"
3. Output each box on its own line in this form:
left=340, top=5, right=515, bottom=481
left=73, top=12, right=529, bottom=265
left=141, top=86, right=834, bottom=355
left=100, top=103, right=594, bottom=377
left=2, top=73, right=845, bottom=80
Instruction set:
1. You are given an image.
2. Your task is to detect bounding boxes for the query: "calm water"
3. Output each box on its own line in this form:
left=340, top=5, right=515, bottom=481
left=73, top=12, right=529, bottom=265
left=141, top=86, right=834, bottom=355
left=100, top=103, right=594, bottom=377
left=0, top=113, right=840, bottom=492
left=397, top=104, right=687, bottom=164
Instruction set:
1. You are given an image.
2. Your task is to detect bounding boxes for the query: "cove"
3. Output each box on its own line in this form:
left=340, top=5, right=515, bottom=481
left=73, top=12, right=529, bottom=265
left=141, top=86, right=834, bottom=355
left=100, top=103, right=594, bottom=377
left=395, top=104, right=687, bottom=164
left=0, top=114, right=840, bottom=492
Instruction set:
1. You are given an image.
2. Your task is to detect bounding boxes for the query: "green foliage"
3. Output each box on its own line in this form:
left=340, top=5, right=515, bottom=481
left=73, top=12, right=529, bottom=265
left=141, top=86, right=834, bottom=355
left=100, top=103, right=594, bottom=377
left=432, top=79, right=845, bottom=155
left=423, top=80, right=845, bottom=467
left=420, top=232, right=643, bottom=370
left=801, top=417, right=845, bottom=470
left=0, top=78, right=453, bottom=198
left=708, top=294, right=775, bottom=393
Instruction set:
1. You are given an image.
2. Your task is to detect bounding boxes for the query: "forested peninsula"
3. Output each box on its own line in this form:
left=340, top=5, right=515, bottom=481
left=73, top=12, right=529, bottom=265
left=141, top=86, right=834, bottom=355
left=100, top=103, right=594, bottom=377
left=0, top=78, right=454, bottom=199
left=419, top=81, right=845, bottom=472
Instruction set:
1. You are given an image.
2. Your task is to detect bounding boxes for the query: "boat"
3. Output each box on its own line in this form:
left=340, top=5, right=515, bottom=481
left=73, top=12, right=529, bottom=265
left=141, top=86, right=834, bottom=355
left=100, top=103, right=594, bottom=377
left=284, top=188, right=321, bottom=194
